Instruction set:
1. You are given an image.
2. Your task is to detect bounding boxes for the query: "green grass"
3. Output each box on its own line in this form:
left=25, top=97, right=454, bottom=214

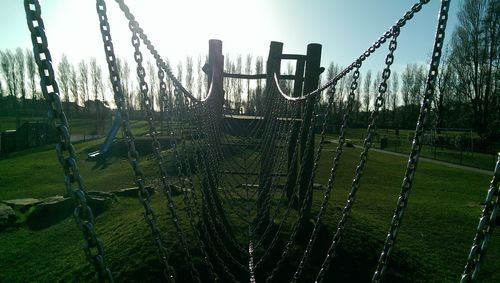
left=0, top=139, right=153, bottom=200
left=312, top=141, right=498, bottom=282
left=335, top=127, right=498, bottom=171
left=0, top=134, right=498, bottom=282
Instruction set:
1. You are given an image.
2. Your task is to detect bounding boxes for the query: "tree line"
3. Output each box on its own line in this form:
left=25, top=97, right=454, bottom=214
left=0, top=0, right=497, bottom=140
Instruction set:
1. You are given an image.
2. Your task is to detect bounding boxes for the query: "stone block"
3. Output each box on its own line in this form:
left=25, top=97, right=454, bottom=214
left=0, top=203, right=16, bottom=230
left=3, top=198, right=42, bottom=213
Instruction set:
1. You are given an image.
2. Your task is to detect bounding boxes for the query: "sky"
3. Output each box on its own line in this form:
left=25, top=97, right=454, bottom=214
left=0, top=0, right=461, bottom=95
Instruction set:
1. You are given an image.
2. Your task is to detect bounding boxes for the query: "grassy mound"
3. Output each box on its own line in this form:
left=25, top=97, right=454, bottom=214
left=0, top=138, right=498, bottom=282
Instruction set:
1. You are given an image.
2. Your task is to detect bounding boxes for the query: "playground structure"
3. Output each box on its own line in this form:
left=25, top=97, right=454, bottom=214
left=21, top=0, right=500, bottom=282
left=87, top=112, right=122, bottom=159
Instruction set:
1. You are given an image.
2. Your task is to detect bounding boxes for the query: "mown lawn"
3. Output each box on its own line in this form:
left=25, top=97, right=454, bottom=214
left=338, top=128, right=498, bottom=171
left=0, top=135, right=498, bottom=282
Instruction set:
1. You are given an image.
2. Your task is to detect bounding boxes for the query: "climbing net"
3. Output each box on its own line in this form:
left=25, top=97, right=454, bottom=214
left=23, top=0, right=500, bottom=282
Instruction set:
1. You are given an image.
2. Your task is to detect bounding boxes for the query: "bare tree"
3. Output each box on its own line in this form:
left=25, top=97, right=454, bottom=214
left=185, top=56, right=194, bottom=96
left=78, top=60, right=89, bottom=111
left=450, top=0, right=499, bottom=137
left=325, top=62, right=338, bottom=115
left=435, top=50, right=455, bottom=129
left=90, top=57, right=105, bottom=132
left=1, top=50, right=20, bottom=125
left=410, top=64, right=426, bottom=105
left=0, top=79, right=3, bottom=99
left=0, top=79, right=4, bottom=112
left=401, top=64, right=414, bottom=108
left=354, top=72, right=362, bottom=123
left=1, top=50, right=16, bottom=98
left=175, top=61, right=184, bottom=114
left=234, top=54, right=243, bottom=112
left=255, top=56, right=264, bottom=114
left=57, top=54, right=71, bottom=116
left=25, top=48, right=37, bottom=102
left=90, top=57, right=103, bottom=102
left=147, top=60, right=158, bottom=110
left=14, top=48, right=26, bottom=114
left=70, top=64, right=79, bottom=107
left=390, top=70, right=400, bottom=126
left=244, top=54, right=253, bottom=114
left=224, top=54, right=235, bottom=107
left=196, top=56, right=204, bottom=100
left=120, top=58, right=132, bottom=110
left=363, top=70, right=372, bottom=113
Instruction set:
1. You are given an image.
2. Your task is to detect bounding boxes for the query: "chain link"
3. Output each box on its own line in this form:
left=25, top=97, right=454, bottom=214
left=95, top=1, right=176, bottom=281
left=314, top=29, right=400, bottom=283
left=114, top=0, right=201, bottom=103
left=24, top=1, right=113, bottom=281
left=277, top=0, right=431, bottom=102
left=372, top=1, right=450, bottom=282
left=265, top=89, right=323, bottom=282
left=129, top=25, right=203, bottom=283
left=292, top=63, right=362, bottom=283
left=167, top=97, right=242, bottom=282
left=253, top=84, right=321, bottom=271
left=461, top=153, right=500, bottom=283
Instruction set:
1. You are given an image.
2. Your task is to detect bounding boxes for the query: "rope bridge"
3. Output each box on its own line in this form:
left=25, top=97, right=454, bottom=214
left=23, top=0, right=500, bottom=282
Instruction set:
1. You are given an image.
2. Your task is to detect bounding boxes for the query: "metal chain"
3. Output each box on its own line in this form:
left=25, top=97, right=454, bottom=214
left=278, top=0, right=431, bottom=102
left=252, top=99, right=298, bottom=227
left=265, top=89, right=324, bottom=282
left=95, top=1, right=176, bottom=281
left=197, top=98, right=250, bottom=256
left=23, top=1, right=113, bottom=282
left=157, top=65, right=221, bottom=283
left=314, top=29, right=400, bottom=283
left=251, top=96, right=303, bottom=250
left=253, top=85, right=326, bottom=271
left=461, top=153, right=500, bottom=283
left=252, top=86, right=295, bottom=233
left=372, top=1, right=450, bottom=281
left=184, top=100, right=250, bottom=275
left=129, top=26, right=203, bottom=283
left=114, top=0, right=201, bottom=103
left=167, top=98, right=241, bottom=282
left=291, top=63, right=362, bottom=283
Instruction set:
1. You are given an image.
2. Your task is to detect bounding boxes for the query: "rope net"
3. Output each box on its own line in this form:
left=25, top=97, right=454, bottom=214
left=23, top=0, right=500, bottom=282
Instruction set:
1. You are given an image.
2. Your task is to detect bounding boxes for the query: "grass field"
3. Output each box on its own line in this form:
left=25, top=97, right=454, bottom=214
left=0, top=132, right=498, bottom=282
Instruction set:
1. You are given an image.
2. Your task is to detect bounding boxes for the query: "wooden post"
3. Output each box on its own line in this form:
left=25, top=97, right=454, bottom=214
left=286, top=57, right=305, bottom=203
left=255, top=41, right=283, bottom=233
left=203, top=39, right=232, bottom=235
left=298, top=43, right=322, bottom=219
left=207, top=39, right=224, bottom=119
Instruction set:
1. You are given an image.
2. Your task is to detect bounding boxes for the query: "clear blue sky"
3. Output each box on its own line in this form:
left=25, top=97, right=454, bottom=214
left=0, top=0, right=461, bottom=82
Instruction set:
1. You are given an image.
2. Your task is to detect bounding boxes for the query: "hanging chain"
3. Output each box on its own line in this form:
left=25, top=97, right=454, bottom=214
left=461, top=153, right=500, bottom=283
left=292, top=63, right=362, bottom=283
left=23, top=1, right=113, bottom=282
left=114, top=0, right=199, bottom=103
left=95, top=1, right=176, bottom=281
left=265, top=90, right=323, bottom=282
left=372, top=1, right=450, bottom=282
left=275, top=0, right=431, bottom=102
left=129, top=26, right=204, bottom=283
left=167, top=97, right=241, bottom=282
left=183, top=100, right=250, bottom=276
left=314, top=28, right=400, bottom=283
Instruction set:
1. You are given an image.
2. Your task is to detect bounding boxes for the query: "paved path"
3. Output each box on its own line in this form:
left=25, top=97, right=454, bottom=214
left=325, top=140, right=493, bottom=175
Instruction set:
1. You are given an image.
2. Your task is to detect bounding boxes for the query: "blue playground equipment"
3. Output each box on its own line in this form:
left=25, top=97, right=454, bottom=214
left=87, top=111, right=122, bottom=159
